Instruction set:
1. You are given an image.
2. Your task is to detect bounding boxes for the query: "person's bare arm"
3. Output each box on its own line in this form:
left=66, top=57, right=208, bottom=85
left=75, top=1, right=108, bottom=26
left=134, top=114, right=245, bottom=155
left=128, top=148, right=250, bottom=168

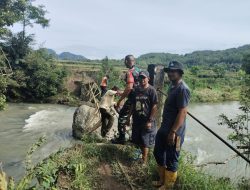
left=117, top=83, right=133, bottom=106
left=167, top=107, right=188, bottom=145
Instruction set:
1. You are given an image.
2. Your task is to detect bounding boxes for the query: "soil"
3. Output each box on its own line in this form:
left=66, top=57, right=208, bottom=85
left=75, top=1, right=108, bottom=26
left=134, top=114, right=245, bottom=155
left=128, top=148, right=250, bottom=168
left=97, top=163, right=129, bottom=190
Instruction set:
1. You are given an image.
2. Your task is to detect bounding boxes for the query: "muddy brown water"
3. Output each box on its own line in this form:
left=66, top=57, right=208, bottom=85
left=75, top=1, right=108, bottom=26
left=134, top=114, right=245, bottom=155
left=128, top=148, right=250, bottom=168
left=0, top=102, right=249, bottom=181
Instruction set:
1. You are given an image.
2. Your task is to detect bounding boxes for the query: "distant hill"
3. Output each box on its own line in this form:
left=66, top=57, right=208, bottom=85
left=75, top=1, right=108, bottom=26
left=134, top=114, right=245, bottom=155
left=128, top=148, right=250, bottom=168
left=137, top=44, right=250, bottom=66
left=45, top=48, right=88, bottom=61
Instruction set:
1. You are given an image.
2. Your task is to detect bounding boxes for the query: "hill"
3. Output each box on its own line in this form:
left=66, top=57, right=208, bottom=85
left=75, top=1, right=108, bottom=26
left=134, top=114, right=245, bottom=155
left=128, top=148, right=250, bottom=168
left=46, top=48, right=88, bottom=61
left=137, top=44, right=250, bottom=66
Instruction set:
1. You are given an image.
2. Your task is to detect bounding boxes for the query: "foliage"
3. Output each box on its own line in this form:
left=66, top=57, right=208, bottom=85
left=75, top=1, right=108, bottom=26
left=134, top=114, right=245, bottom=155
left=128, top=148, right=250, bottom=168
left=98, top=56, right=125, bottom=89
left=24, top=49, right=67, bottom=100
left=242, top=54, right=250, bottom=74
left=190, top=66, right=200, bottom=76
left=5, top=49, right=67, bottom=102
left=1, top=32, right=34, bottom=67
left=18, top=0, right=49, bottom=30
left=137, top=45, right=250, bottom=67
left=0, top=0, right=23, bottom=36
left=177, top=152, right=236, bottom=190
left=7, top=136, right=47, bottom=190
left=219, top=57, right=250, bottom=158
left=0, top=75, right=7, bottom=110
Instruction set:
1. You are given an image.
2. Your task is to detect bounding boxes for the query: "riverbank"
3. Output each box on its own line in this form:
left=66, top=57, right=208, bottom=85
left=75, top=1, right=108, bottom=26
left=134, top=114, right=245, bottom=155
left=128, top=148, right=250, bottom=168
left=6, top=135, right=248, bottom=190
left=1, top=102, right=249, bottom=189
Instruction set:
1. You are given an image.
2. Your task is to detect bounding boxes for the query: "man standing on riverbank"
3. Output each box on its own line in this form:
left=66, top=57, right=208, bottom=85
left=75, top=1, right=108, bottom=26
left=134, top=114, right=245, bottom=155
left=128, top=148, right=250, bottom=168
left=130, top=71, right=158, bottom=164
left=153, top=61, right=190, bottom=190
left=111, top=55, right=140, bottom=144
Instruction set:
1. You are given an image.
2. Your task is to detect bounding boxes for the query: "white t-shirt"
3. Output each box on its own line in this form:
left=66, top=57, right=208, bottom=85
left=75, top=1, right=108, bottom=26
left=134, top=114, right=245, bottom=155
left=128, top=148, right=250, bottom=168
left=99, top=90, right=117, bottom=112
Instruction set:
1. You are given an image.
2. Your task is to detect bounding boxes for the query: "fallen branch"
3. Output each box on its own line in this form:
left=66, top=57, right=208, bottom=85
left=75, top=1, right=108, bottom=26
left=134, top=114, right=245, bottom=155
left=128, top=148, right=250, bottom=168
left=237, top=145, right=250, bottom=150
left=195, top=154, right=238, bottom=167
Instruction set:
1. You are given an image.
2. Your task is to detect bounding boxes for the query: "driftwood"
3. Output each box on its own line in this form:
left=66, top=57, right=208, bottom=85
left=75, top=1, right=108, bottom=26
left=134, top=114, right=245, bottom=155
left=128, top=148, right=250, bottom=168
left=195, top=154, right=238, bottom=167
left=237, top=145, right=250, bottom=150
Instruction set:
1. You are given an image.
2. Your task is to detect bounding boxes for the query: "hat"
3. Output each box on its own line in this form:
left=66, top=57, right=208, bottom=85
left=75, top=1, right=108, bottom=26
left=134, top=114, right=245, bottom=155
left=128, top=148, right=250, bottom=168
left=164, top=61, right=184, bottom=74
left=139, top=71, right=150, bottom=78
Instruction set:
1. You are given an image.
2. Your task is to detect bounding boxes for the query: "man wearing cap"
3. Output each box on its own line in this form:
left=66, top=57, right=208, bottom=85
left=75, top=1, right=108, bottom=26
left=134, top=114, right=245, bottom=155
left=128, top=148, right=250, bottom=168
left=130, top=71, right=158, bottom=164
left=153, top=61, right=191, bottom=190
left=111, top=55, right=141, bottom=144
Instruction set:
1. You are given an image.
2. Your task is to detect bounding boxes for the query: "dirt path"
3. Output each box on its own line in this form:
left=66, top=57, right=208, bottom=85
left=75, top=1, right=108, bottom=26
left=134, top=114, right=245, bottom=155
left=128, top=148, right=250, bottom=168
left=97, top=163, right=129, bottom=190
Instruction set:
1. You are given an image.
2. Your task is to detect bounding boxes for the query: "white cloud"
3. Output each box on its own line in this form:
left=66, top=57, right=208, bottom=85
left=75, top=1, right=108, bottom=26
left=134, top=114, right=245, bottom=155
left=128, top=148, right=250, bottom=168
left=12, top=0, right=250, bottom=59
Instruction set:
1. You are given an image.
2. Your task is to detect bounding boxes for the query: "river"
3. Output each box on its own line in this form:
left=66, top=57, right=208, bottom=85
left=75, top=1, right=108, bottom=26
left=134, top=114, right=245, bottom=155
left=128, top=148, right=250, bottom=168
left=0, top=102, right=249, bottom=181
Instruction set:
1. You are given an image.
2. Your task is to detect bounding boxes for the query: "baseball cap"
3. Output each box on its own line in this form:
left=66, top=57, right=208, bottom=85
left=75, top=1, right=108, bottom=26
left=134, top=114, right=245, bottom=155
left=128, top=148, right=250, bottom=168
left=164, top=61, right=184, bottom=74
left=139, top=71, right=150, bottom=78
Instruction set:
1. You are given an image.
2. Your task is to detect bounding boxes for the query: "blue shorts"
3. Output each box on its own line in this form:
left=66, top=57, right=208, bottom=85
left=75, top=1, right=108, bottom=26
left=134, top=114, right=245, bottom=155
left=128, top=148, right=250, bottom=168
left=153, top=129, right=184, bottom=172
left=132, top=121, right=157, bottom=148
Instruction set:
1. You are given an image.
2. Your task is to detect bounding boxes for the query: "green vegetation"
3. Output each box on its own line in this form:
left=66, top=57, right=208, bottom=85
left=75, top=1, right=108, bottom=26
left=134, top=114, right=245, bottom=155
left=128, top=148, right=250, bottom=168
left=97, top=56, right=125, bottom=89
left=219, top=54, right=250, bottom=158
left=5, top=49, right=67, bottom=103
left=137, top=45, right=250, bottom=67
left=8, top=134, right=247, bottom=190
left=183, top=65, right=242, bottom=102
left=0, top=0, right=69, bottom=109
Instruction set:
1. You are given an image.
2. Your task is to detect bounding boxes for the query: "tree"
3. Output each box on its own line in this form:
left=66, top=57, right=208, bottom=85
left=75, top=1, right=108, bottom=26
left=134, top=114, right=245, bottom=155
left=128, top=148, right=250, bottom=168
left=23, top=49, right=67, bottom=100
left=1, top=0, right=49, bottom=66
left=101, top=56, right=110, bottom=74
left=219, top=56, right=250, bottom=158
left=213, top=64, right=226, bottom=78
left=190, top=66, right=200, bottom=76
left=0, top=0, right=23, bottom=36
left=1, top=32, right=34, bottom=67
left=242, top=54, right=250, bottom=74
left=17, top=0, right=49, bottom=41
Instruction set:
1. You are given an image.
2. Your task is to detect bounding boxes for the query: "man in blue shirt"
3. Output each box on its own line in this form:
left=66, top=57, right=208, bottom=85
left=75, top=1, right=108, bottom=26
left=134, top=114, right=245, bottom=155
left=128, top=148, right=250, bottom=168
left=153, top=61, right=191, bottom=190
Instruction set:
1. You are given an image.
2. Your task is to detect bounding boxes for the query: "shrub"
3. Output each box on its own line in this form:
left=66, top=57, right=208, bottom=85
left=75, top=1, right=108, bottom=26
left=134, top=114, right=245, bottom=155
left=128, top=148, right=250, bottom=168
left=0, top=75, right=7, bottom=110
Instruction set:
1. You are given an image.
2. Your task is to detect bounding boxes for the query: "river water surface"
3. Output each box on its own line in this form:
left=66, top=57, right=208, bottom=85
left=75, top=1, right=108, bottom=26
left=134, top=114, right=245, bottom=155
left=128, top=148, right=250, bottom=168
left=0, top=102, right=249, bottom=181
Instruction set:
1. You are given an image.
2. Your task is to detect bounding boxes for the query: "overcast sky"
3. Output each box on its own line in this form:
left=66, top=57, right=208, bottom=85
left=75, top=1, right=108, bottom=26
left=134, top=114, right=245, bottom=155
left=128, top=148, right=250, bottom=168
left=13, top=0, right=250, bottom=59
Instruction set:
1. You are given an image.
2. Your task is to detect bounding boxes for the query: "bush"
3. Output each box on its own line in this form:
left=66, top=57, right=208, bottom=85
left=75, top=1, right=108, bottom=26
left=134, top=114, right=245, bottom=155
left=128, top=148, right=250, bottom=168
left=0, top=75, right=7, bottom=110
left=24, top=49, right=67, bottom=100
left=6, top=49, right=67, bottom=102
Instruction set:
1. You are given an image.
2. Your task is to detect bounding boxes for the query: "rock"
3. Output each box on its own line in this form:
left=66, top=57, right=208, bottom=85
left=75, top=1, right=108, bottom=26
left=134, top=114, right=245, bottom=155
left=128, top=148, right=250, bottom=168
left=72, top=104, right=101, bottom=140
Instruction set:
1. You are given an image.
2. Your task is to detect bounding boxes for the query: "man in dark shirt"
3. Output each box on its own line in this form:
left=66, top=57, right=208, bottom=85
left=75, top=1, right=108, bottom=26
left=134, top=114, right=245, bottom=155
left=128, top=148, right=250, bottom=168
left=153, top=61, right=190, bottom=190
left=130, top=71, right=158, bottom=164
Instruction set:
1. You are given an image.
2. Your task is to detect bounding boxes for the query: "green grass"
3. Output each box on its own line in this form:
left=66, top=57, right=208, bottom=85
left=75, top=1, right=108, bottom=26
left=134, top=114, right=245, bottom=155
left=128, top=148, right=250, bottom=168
left=9, top=134, right=249, bottom=190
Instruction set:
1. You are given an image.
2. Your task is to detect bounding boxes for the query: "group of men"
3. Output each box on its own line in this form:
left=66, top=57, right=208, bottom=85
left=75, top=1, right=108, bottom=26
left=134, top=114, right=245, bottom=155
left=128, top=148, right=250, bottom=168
left=99, top=55, right=190, bottom=190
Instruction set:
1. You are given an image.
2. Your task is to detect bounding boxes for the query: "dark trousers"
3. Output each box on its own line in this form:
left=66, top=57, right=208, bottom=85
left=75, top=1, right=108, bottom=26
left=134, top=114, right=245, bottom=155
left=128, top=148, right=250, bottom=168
left=117, top=99, right=132, bottom=138
left=154, top=130, right=184, bottom=172
left=100, top=108, right=114, bottom=137
left=100, top=86, right=107, bottom=97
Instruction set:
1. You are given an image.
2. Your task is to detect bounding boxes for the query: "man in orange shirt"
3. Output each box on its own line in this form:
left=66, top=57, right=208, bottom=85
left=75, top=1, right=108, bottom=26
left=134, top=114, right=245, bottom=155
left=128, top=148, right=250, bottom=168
left=100, top=75, right=109, bottom=96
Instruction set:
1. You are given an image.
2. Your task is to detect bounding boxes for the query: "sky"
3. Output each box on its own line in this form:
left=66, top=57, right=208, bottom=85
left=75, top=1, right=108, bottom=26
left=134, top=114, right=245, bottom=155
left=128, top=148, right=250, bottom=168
left=12, top=0, right=250, bottom=59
